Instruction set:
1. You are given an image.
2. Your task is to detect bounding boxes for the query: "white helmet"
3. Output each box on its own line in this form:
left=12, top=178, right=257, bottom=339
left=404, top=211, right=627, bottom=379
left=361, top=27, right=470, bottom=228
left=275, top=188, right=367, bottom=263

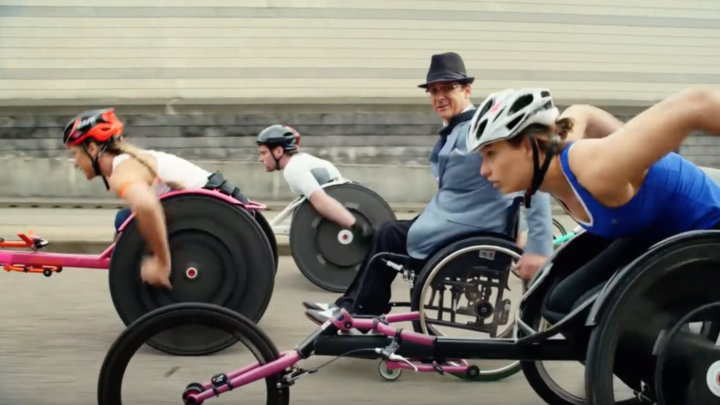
left=466, top=88, right=560, bottom=153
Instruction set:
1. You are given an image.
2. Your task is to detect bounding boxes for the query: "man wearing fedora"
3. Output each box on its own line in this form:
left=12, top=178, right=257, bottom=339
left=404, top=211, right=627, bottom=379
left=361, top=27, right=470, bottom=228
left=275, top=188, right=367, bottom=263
left=305, top=52, right=553, bottom=322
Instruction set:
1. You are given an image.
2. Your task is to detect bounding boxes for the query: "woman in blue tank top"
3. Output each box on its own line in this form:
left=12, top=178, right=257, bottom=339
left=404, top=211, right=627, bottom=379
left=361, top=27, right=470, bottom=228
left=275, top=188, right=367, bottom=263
left=464, top=87, right=720, bottom=402
left=465, top=87, right=720, bottom=278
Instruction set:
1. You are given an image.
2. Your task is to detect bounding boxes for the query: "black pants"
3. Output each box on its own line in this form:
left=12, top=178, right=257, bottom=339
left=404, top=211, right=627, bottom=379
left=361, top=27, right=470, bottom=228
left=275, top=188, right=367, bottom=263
left=335, top=219, right=426, bottom=316
left=542, top=237, right=656, bottom=390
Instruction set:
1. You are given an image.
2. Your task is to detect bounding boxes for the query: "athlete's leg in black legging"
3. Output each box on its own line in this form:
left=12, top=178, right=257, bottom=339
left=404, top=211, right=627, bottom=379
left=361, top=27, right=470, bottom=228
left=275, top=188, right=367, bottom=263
left=542, top=237, right=659, bottom=393
left=544, top=237, right=652, bottom=320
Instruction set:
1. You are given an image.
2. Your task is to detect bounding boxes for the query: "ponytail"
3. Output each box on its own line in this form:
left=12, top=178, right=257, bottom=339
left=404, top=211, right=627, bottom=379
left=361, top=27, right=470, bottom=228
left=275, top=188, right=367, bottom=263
left=108, top=141, right=184, bottom=190
left=554, top=117, right=575, bottom=140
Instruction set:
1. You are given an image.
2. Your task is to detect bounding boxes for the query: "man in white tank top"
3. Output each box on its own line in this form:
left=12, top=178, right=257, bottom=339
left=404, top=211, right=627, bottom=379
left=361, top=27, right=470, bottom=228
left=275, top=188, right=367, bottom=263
left=256, top=125, right=373, bottom=239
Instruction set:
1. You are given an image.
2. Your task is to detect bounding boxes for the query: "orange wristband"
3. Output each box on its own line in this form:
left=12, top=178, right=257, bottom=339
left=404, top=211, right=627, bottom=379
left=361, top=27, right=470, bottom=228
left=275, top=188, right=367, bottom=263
left=116, top=181, right=143, bottom=198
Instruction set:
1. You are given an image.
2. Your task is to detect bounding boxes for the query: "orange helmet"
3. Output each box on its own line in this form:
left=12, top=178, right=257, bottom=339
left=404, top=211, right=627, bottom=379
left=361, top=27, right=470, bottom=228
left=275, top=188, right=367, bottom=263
left=63, top=108, right=124, bottom=146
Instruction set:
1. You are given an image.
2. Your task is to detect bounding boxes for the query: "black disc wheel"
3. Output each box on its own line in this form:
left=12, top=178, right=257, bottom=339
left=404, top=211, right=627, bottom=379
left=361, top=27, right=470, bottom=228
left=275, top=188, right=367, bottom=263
left=253, top=210, right=279, bottom=273
left=585, top=235, right=720, bottom=405
left=289, top=183, right=395, bottom=292
left=109, top=195, right=276, bottom=356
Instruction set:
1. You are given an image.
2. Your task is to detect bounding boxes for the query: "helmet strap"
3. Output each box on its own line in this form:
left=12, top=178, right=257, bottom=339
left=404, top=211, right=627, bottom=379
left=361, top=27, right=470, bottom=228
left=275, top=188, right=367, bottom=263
left=272, top=146, right=286, bottom=171
left=83, top=143, right=111, bottom=190
left=524, top=137, right=558, bottom=208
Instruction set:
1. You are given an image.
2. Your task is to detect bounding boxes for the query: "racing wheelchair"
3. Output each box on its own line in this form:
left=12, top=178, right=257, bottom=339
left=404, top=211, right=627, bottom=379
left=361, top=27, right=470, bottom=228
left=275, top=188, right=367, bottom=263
left=97, top=192, right=720, bottom=405
left=0, top=175, right=277, bottom=357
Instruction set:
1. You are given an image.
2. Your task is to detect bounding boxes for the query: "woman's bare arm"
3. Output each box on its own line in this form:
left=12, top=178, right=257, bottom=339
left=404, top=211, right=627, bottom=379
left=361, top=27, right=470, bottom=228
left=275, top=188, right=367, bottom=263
left=560, top=105, right=625, bottom=141
left=571, top=88, right=720, bottom=193
left=109, top=159, right=171, bottom=266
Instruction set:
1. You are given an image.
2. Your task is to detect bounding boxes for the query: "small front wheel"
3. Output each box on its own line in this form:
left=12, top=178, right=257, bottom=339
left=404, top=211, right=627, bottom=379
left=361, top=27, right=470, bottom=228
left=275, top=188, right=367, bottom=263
left=378, top=360, right=402, bottom=381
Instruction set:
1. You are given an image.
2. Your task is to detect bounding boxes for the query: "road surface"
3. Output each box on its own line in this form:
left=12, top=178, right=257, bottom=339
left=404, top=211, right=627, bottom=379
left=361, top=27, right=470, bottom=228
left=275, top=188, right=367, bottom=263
left=0, top=255, right=637, bottom=405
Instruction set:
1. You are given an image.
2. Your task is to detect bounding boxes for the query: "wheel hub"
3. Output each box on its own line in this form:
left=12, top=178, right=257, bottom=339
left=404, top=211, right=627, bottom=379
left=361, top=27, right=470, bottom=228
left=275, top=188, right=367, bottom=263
left=337, top=230, right=354, bottom=245
left=186, top=267, right=199, bottom=280
left=706, top=361, right=720, bottom=397
left=475, top=301, right=494, bottom=319
left=315, top=217, right=366, bottom=267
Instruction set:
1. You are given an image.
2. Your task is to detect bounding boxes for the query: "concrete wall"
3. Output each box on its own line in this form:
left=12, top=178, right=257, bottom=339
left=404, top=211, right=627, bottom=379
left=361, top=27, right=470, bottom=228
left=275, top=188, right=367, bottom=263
left=1, top=0, right=720, bottom=201
left=1, top=0, right=719, bottom=106
left=0, top=103, right=718, bottom=202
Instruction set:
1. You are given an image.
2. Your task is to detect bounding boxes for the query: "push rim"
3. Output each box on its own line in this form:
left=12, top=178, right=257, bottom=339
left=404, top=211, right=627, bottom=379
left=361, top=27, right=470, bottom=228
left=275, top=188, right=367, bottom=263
left=418, top=244, right=523, bottom=378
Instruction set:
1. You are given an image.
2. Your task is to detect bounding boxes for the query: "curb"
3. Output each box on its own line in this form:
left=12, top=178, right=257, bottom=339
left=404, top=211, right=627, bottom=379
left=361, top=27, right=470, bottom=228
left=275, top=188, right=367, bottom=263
left=0, top=198, right=566, bottom=215
left=0, top=198, right=429, bottom=213
left=34, top=240, right=294, bottom=256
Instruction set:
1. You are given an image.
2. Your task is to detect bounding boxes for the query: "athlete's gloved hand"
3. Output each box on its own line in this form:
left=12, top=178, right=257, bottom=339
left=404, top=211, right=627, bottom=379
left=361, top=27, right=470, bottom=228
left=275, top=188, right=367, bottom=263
left=350, top=217, right=374, bottom=242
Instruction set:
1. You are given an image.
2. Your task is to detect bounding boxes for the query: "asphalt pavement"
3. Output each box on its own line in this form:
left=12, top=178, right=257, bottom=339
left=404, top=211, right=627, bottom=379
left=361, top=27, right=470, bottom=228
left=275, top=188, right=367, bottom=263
left=0, top=256, right=638, bottom=405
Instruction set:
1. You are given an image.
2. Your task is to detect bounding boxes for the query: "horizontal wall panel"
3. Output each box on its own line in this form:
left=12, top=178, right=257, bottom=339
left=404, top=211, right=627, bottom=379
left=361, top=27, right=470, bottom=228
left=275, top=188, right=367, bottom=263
left=2, top=18, right=720, bottom=39
left=4, top=28, right=719, bottom=49
left=1, top=1, right=718, bottom=105
left=3, top=48, right=720, bottom=66
left=3, top=58, right=718, bottom=75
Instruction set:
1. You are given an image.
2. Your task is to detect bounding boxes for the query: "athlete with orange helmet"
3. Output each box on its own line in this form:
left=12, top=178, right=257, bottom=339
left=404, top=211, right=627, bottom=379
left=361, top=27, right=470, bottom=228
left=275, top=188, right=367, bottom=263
left=63, top=108, right=220, bottom=289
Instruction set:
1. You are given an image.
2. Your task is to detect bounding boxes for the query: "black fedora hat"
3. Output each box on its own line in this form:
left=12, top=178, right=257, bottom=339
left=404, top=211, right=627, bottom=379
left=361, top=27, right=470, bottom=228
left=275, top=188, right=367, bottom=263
left=418, top=52, right=475, bottom=88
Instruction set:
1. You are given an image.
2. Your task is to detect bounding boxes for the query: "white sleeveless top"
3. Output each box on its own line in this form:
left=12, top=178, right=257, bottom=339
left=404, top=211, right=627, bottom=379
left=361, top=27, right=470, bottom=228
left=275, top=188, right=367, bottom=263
left=112, top=150, right=212, bottom=196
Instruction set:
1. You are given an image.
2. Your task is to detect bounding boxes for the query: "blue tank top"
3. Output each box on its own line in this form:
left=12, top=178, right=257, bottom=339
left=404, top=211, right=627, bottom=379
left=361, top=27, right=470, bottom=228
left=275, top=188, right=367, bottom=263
left=559, top=141, right=720, bottom=242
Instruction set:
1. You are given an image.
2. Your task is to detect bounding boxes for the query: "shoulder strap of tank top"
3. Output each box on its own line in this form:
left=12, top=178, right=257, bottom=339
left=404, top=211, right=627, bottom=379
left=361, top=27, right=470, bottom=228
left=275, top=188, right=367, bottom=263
left=112, top=154, right=131, bottom=170
left=558, top=141, right=599, bottom=207
left=558, top=141, right=578, bottom=184
left=112, top=151, right=163, bottom=185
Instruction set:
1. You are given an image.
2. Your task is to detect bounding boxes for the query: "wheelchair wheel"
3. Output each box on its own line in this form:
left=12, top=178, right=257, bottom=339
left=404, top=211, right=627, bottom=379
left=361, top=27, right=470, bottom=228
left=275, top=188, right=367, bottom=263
left=253, top=210, right=279, bottom=273
left=654, top=302, right=720, bottom=405
left=519, top=301, right=640, bottom=405
left=97, top=303, right=290, bottom=405
left=109, top=195, right=276, bottom=356
left=289, top=183, right=396, bottom=292
left=585, top=234, right=720, bottom=405
left=410, top=235, right=524, bottom=381
left=553, top=218, right=568, bottom=237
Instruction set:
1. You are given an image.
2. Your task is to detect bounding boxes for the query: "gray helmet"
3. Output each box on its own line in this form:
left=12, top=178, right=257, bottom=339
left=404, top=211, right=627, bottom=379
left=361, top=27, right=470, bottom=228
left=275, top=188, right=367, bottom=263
left=256, top=125, right=300, bottom=152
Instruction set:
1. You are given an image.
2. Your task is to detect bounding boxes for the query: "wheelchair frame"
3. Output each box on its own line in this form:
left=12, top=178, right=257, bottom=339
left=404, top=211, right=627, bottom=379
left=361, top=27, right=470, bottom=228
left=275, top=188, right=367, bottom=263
left=268, top=178, right=352, bottom=236
left=385, top=196, right=523, bottom=308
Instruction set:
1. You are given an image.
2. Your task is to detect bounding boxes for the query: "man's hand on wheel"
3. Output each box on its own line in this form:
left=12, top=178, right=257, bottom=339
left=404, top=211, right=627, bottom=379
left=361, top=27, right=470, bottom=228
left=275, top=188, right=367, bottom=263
left=516, top=253, right=547, bottom=280
left=351, top=217, right=374, bottom=241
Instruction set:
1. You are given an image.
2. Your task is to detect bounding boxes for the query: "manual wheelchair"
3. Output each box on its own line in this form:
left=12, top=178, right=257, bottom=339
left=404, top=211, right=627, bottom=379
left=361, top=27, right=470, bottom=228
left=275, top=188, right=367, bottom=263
left=365, top=196, right=529, bottom=381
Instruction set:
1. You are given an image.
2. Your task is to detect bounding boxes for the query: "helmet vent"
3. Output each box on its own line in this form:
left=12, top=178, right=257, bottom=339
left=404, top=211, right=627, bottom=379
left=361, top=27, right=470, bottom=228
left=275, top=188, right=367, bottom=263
left=506, top=113, right=526, bottom=131
left=492, top=106, right=506, bottom=122
left=475, top=120, right=488, bottom=140
left=476, top=98, right=494, bottom=121
left=509, top=94, right=533, bottom=115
